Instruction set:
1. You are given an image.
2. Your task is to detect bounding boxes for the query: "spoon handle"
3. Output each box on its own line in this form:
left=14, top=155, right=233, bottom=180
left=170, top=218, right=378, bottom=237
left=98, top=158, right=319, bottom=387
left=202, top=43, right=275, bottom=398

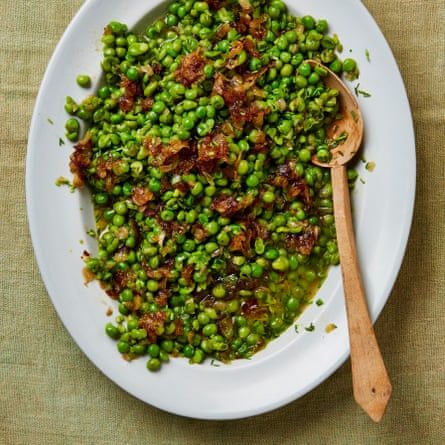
left=331, top=165, right=392, bottom=422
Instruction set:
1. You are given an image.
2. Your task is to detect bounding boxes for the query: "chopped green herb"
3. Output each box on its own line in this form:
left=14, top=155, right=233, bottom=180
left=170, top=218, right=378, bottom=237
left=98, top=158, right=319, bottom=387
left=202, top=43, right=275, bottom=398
left=354, top=83, right=372, bottom=98
left=59, top=137, right=65, bottom=146
left=86, top=229, right=97, bottom=238
left=210, top=359, right=220, bottom=367
left=330, top=132, right=348, bottom=148
left=350, top=110, right=358, bottom=122
left=294, top=324, right=299, bottom=333
left=365, top=49, right=371, bottom=62
left=315, top=299, right=324, bottom=306
left=305, top=323, right=315, bottom=332
left=47, top=118, right=54, bottom=125
left=360, top=178, right=366, bottom=184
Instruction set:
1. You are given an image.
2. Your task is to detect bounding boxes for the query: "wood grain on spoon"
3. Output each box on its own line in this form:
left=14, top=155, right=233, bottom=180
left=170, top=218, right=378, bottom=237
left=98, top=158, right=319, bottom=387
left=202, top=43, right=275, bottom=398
left=307, top=60, right=392, bottom=422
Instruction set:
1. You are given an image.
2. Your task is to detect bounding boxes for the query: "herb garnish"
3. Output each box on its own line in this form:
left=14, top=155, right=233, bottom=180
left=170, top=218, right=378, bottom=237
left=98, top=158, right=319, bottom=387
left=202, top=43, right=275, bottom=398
left=354, top=83, right=372, bottom=98
left=365, top=49, right=371, bottom=62
left=304, top=323, right=315, bottom=332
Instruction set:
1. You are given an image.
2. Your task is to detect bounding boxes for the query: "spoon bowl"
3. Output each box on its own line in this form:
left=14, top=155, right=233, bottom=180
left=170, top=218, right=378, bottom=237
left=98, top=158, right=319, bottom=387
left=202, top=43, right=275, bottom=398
left=307, top=59, right=364, bottom=167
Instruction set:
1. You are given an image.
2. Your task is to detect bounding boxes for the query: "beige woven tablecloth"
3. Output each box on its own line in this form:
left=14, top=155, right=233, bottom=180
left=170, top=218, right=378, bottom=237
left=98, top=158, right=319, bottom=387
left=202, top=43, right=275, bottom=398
left=1, top=1, right=444, bottom=443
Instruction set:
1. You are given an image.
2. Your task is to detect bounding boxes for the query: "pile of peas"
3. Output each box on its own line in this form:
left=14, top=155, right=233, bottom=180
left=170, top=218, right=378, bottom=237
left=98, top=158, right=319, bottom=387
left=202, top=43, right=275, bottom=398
left=65, top=0, right=359, bottom=371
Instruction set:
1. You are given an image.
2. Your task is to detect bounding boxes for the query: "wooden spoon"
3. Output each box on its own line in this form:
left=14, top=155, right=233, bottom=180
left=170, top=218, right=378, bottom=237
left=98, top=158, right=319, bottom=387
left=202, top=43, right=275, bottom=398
left=307, top=60, right=392, bottom=422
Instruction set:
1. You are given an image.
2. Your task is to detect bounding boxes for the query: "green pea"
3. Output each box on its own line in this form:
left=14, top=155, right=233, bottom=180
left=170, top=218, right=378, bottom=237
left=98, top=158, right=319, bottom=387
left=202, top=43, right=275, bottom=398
left=65, top=118, right=80, bottom=133
left=191, top=182, right=203, bottom=196
left=264, top=248, right=279, bottom=260
left=113, top=201, right=127, bottom=215
left=308, top=72, right=320, bottom=85
left=183, top=116, right=195, bottom=130
left=203, top=323, right=217, bottom=336
left=210, top=94, right=224, bottom=109
left=317, top=19, right=329, bottom=33
left=128, top=42, right=149, bottom=56
left=105, top=323, right=119, bottom=339
left=196, top=105, right=207, bottom=119
left=216, top=231, right=230, bottom=246
left=166, top=14, right=178, bottom=27
left=262, top=191, right=275, bottom=203
left=198, top=312, right=210, bottom=325
left=305, top=270, right=317, bottom=282
left=198, top=62, right=213, bottom=79
left=246, top=333, right=259, bottom=346
left=251, top=263, right=264, bottom=278
left=161, top=209, right=175, bottom=221
left=193, top=270, right=207, bottom=283
left=212, top=285, right=226, bottom=298
left=126, top=66, right=139, bottom=81
left=76, top=74, right=91, bottom=88
left=343, top=58, right=357, bottom=73
left=183, top=344, right=195, bottom=358
left=95, top=193, right=108, bottom=205
left=317, top=148, right=331, bottom=162
left=283, top=29, right=296, bottom=43
left=272, top=256, right=289, bottom=271
left=249, top=57, right=262, bottom=72
left=278, top=120, right=292, bottom=134
left=117, top=341, right=130, bottom=353
left=149, top=178, right=161, bottom=193
left=146, top=280, right=159, bottom=292
left=127, top=318, right=139, bottom=330
left=329, top=59, right=343, bottom=73
left=205, top=221, right=219, bottom=235
left=237, top=160, right=249, bottom=175
left=185, top=210, right=197, bottom=223
left=280, top=64, right=293, bottom=77
left=246, top=174, right=259, bottom=188
left=286, top=297, right=300, bottom=312
left=112, top=214, right=125, bottom=227
left=279, top=52, right=291, bottom=63
left=148, top=343, right=160, bottom=358
left=299, top=148, right=312, bottom=162
left=190, top=348, right=205, bottom=364
left=299, top=62, right=312, bottom=77
left=153, top=101, right=166, bottom=114
left=205, top=242, right=218, bottom=254
left=295, top=75, right=308, bottom=88
left=205, top=185, right=216, bottom=196
left=238, top=326, right=250, bottom=339
left=302, top=15, right=316, bottom=30
left=146, top=358, right=161, bottom=371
